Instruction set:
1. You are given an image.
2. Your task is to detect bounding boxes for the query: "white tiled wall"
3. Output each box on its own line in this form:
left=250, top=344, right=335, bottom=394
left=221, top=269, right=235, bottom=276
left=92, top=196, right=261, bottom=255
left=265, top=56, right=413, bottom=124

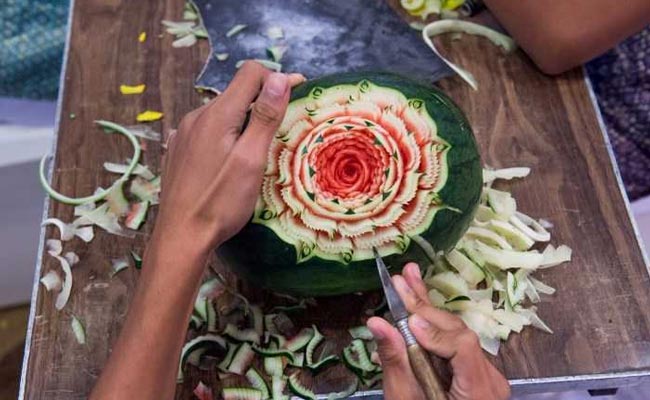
left=0, top=98, right=55, bottom=307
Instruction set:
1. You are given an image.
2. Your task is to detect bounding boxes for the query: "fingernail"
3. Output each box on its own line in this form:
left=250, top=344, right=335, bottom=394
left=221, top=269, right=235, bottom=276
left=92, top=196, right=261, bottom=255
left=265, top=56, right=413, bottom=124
left=289, top=73, right=306, bottom=82
left=411, top=314, right=430, bottom=330
left=406, top=263, right=421, bottom=278
left=262, top=73, right=288, bottom=98
left=367, top=320, right=386, bottom=340
left=393, top=276, right=413, bottom=295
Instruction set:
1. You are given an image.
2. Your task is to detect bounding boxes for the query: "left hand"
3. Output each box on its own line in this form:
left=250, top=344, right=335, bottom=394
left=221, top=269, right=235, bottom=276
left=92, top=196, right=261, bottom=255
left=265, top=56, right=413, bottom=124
left=90, top=64, right=305, bottom=400
left=154, top=61, right=304, bottom=253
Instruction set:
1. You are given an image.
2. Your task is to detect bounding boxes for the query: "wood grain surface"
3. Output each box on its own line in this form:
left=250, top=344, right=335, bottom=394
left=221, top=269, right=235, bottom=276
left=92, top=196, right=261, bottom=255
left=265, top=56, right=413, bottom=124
left=21, top=0, right=650, bottom=398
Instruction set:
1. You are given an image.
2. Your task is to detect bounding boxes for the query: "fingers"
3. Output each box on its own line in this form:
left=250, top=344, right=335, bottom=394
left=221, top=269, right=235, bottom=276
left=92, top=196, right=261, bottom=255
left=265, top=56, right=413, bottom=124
left=180, top=65, right=303, bottom=145
left=402, top=263, right=430, bottom=304
left=200, top=73, right=290, bottom=243
left=220, top=62, right=304, bottom=113
left=367, top=317, right=425, bottom=400
left=287, top=73, right=307, bottom=87
left=219, top=61, right=271, bottom=111
left=229, top=72, right=290, bottom=172
left=367, top=317, right=408, bottom=368
left=393, top=274, right=428, bottom=311
left=393, top=273, right=463, bottom=331
left=394, top=263, right=507, bottom=397
left=487, top=364, right=512, bottom=400
left=408, top=313, right=478, bottom=360
left=201, top=61, right=273, bottom=143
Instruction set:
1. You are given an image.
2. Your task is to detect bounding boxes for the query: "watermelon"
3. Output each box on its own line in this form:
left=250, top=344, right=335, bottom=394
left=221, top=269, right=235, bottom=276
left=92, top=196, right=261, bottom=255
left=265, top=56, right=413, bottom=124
left=221, top=72, right=482, bottom=296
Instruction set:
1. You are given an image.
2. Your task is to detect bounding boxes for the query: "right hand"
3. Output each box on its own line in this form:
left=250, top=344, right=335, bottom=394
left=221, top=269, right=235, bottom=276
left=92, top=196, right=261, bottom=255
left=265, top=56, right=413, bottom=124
left=367, top=263, right=511, bottom=400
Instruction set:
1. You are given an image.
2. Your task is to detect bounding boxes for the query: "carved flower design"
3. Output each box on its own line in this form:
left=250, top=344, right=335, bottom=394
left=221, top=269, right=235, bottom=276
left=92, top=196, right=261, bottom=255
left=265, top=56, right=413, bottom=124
left=253, top=80, right=450, bottom=263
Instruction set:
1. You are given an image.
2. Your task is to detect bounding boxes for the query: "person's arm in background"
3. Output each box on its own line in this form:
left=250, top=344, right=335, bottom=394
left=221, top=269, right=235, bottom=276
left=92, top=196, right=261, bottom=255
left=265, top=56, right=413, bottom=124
left=90, top=62, right=304, bottom=400
left=483, top=0, right=650, bottom=74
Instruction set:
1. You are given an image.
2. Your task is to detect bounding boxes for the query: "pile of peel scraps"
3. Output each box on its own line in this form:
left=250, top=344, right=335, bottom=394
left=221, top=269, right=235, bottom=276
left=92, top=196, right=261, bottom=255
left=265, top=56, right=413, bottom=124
left=414, top=167, right=571, bottom=355
left=39, top=121, right=161, bottom=329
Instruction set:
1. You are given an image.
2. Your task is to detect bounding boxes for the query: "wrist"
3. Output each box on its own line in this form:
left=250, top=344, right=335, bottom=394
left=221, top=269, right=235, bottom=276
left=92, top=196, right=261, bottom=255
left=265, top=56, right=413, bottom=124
left=147, top=225, right=214, bottom=270
left=154, top=208, right=229, bottom=249
left=151, top=208, right=227, bottom=256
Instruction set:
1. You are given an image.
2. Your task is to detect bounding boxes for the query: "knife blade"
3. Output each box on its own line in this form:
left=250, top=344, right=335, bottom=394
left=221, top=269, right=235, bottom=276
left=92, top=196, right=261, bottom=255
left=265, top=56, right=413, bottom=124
left=193, top=0, right=452, bottom=92
left=373, top=247, right=409, bottom=323
left=373, top=247, right=448, bottom=400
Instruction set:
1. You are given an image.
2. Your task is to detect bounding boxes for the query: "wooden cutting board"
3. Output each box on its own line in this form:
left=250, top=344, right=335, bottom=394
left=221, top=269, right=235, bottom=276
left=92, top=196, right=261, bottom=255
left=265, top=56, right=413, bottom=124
left=20, top=0, right=650, bottom=398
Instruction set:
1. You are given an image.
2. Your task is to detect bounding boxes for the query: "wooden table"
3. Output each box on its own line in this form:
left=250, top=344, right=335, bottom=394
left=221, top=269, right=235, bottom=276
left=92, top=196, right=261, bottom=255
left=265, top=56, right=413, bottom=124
left=19, top=0, right=650, bottom=398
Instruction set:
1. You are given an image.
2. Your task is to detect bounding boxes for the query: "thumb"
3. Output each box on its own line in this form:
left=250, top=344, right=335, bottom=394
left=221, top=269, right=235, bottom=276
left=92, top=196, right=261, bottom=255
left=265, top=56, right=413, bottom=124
left=367, top=317, right=409, bottom=369
left=235, top=72, right=290, bottom=167
left=222, top=73, right=290, bottom=186
left=367, top=317, right=425, bottom=400
left=250, top=72, right=290, bottom=129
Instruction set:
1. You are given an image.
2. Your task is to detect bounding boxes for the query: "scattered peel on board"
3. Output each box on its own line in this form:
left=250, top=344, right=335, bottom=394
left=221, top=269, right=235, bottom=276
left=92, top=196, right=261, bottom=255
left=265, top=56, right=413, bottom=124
left=119, top=84, right=146, bottom=95
left=53, top=255, right=73, bottom=310
left=422, top=20, right=517, bottom=90
left=226, top=24, right=248, bottom=38
left=39, top=121, right=161, bottom=312
left=71, top=315, right=86, bottom=345
left=40, top=270, right=62, bottom=292
left=419, top=166, right=571, bottom=355
left=177, top=283, right=382, bottom=399
left=136, top=110, right=164, bottom=122
left=39, top=120, right=142, bottom=205
left=162, top=2, right=208, bottom=48
left=398, top=0, right=518, bottom=90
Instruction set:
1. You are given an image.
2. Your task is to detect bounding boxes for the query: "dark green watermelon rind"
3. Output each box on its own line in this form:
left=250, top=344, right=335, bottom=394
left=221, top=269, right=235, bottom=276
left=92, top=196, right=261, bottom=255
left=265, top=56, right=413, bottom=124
left=220, top=72, right=482, bottom=296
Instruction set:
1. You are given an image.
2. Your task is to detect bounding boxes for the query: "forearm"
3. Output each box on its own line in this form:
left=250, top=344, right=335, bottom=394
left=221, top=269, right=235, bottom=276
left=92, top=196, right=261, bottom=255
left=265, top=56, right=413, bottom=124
left=89, top=66, right=293, bottom=399
left=90, top=232, right=209, bottom=400
left=484, top=0, right=650, bottom=74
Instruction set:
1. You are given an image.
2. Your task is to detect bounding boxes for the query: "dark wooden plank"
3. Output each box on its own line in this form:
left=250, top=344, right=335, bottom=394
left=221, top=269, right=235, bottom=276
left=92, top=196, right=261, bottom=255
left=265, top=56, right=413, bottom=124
left=22, top=0, right=650, bottom=398
left=433, top=36, right=650, bottom=379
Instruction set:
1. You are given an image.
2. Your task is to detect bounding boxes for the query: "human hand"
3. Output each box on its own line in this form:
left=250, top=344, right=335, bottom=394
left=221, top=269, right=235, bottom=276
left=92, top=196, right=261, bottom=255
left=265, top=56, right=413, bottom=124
left=91, top=64, right=306, bottom=400
left=153, top=62, right=305, bottom=254
left=367, top=263, right=511, bottom=400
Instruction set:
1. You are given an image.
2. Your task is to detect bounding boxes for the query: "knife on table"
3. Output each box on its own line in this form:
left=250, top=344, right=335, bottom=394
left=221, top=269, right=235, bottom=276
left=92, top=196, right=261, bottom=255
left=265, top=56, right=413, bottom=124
left=194, top=0, right=453, bottom=92
left=373, top=247, right=448, bottom=400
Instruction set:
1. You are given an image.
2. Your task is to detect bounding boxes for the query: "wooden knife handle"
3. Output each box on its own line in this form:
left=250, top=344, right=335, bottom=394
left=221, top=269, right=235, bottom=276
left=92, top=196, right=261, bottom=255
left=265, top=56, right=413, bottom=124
left=407, top=343, right=448, bottom=400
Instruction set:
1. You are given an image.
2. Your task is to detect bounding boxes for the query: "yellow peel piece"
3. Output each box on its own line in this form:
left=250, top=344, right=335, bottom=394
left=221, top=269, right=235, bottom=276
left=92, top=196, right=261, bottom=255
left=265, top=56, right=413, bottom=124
left=138, top=32, right=147, bottom=42
left=136, top=110, right=164, bottom=122
left=401, top=0, right=425, bottom=12
left=442, top=0, right=464, bottom=10
left=408, top=0, right=441, bottom=19
left=120, top=84, right=146, bottom=95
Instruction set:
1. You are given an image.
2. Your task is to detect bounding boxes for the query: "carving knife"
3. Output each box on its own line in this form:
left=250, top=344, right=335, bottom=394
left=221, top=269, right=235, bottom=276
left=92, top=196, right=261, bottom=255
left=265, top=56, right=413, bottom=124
left=373, top=247, right=448, bottom=400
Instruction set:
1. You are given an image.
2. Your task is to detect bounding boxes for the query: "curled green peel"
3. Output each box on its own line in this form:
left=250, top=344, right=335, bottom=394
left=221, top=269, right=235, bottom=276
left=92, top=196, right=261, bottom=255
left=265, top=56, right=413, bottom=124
left=422, top=20, right=517, bottom=90
left=39, top=120, right=142, bottom=205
